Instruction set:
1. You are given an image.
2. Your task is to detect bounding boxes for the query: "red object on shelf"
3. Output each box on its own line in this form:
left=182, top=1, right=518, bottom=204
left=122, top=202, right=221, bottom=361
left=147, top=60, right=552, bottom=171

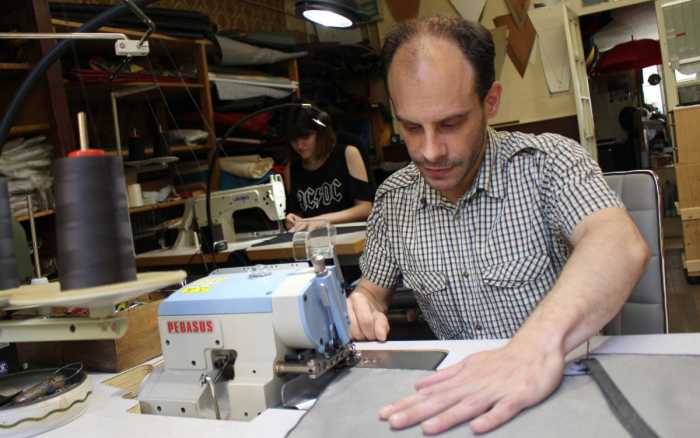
left=272, top=164, right=286, bottom=175
left=67, top=149, right=106, bottom=158
left=182, top=112, right=272, bottom=135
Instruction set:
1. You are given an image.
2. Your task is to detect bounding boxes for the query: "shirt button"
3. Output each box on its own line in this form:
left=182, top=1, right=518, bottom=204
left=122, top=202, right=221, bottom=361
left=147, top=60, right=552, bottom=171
left=462, top=271, right=469, bottom=279
left=474, top=323, right=483, bottom=332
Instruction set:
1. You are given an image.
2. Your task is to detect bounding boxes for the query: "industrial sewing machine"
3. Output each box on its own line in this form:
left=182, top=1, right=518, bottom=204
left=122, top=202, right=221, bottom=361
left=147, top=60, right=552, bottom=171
left=138, top=255, right=354, bottom=420
left=172, top=174, right=286, bottom=251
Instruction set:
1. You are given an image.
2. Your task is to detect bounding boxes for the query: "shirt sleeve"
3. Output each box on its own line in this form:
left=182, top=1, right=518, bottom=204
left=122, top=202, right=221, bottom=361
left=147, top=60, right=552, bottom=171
left=359, top=194, right=400, bottom=289
left=543, top=136, right=624, bottom=239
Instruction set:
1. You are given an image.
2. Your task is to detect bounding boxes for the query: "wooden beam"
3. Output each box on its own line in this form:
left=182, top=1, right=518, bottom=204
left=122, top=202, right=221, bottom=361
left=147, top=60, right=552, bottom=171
left=32, top=0, right=74, bottom=156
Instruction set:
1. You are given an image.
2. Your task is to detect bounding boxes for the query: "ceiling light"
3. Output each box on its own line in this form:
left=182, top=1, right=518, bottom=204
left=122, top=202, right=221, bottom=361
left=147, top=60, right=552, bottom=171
left=295, top=0, right=361, bottom=28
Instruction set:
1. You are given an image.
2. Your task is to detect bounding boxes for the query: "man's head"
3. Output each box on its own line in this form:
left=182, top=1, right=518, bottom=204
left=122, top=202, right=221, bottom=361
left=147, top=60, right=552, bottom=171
left=382, top=16, right=502, bottom=202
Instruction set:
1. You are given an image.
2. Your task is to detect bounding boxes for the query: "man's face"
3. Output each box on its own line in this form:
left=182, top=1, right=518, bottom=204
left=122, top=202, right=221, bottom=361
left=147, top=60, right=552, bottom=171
left=387, top=36, right=501, bottom=202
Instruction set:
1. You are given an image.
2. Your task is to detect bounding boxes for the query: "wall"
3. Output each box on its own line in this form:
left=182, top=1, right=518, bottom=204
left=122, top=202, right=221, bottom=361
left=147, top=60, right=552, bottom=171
left=376, top=0, right=577, bottom=125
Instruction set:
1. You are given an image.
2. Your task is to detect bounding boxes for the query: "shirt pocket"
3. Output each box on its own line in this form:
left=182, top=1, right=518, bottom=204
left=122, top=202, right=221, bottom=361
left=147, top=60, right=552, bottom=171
left=482, top=253, right=550, bottom=288
left=402, top=270, right=460, bottom=339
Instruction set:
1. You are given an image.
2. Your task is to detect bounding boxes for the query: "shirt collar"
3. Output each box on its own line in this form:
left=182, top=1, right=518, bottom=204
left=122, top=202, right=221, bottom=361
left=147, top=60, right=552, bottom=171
left=416, top=127, right=506, bottom=210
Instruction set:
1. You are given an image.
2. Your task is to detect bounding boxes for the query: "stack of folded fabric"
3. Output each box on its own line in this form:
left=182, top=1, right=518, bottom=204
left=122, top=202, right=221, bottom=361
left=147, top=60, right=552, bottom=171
left=0, top=136, right=54, bottom=218
left=218, top=155, right=274, bottom=190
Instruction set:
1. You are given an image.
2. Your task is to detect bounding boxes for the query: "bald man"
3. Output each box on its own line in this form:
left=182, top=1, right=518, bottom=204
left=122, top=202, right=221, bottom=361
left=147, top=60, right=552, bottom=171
left=346, top=16, right=649, bottom=434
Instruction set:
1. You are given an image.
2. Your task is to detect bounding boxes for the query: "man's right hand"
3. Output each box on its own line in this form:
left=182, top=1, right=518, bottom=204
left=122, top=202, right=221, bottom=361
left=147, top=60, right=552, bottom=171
left=347, top=288, right=390, bottom=341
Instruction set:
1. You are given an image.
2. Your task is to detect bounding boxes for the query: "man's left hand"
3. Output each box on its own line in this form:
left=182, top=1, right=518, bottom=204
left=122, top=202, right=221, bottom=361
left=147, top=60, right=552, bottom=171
left=378, top=340, right=565, bottom=435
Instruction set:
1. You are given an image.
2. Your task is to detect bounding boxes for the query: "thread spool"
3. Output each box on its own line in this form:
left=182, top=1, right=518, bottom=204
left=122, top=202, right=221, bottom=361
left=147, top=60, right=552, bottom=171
left=54, top=155, right=137, bottom=290
left=152, top=121, right=170, bottom=157
left=0, top=177, right=19, bottom=290
left=127, top=128, right=147, bottom=161
left=127, top=183, right=144, bottom=208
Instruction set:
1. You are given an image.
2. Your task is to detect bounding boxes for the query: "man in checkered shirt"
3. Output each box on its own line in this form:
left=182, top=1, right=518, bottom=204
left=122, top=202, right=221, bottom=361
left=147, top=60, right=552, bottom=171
left=347, top=16, right=650, bottom=435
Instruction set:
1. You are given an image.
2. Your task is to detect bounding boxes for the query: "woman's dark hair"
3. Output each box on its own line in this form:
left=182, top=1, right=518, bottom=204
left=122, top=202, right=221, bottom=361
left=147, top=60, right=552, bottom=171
left=285, top=106, right=336, bottom=160
left=382, top=16, right=495, bottom=101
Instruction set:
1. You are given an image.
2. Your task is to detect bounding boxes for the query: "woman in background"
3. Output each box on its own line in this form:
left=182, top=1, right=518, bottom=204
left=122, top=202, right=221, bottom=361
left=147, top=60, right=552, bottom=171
left=284, top=107, right=373, bottom=231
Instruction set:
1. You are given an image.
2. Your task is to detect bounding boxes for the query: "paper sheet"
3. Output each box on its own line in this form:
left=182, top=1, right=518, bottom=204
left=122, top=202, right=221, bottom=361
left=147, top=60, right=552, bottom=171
left=529, top=5, right=571, bottom=94
left=494, top=14, right=536, bottom=77
left=448, top=0, right=487, bottom=21
left=491, top=26, right=509, bottom=81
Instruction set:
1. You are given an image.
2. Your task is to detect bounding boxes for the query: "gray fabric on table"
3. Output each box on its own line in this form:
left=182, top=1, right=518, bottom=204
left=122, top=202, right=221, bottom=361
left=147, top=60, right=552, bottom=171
left=287, top=355, right=700, bottom=437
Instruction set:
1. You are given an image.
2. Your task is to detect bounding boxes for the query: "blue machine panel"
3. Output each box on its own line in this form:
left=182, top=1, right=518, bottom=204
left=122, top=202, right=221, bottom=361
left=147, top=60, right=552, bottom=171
left=159, top=267, right=310, bottom=316
left=297, top=266, right=352, bottom=352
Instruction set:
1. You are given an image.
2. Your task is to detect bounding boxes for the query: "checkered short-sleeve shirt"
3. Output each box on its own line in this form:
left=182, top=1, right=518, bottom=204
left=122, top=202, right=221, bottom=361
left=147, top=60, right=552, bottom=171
left=359, top=128, right=623, bottom=340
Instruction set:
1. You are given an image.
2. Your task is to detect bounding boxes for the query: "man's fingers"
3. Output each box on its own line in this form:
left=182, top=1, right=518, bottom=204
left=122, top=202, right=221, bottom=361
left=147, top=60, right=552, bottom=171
left=379, top=392, right=428, bottom=420
left=469, top=398, right=525, bottom=434
left=420, top=396, right=492, bottom=435
left=415, top=361, right=465, bottom=391
left=384, top=387, right=467, bottom=430
left=346, top=299, right=365, bottom=341
left=374, top=313, right=390, bottom=341
left=353, top=294, right=380, bottom=340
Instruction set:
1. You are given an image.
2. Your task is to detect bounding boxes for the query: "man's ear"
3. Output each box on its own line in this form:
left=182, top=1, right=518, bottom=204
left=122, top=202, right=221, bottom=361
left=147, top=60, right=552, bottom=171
left=483, top=82, right=503, bottom=120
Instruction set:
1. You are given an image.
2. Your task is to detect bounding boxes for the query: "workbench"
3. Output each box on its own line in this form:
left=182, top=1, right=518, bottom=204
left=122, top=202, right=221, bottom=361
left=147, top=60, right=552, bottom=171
left=38, top=333, right=700, bottom=437
left=135, top=223, right=366, bottom=268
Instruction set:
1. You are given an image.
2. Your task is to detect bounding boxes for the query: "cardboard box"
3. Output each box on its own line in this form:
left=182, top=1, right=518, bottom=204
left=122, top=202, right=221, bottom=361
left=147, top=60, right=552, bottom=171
left=672, top=105, right=700, bottom=164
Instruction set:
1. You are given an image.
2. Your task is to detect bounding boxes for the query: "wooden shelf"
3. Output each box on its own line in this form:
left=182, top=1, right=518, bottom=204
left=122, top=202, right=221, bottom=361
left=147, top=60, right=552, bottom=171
left=16, top=209, right=55, bottom=223
left=116, top=82, right=203, bottom=89
left=170, top=144, right=211, bottom=154
left=16, top=199, right=187, bottom=222
left=66, top=82, right=202, bottom=92
left=0, top=62, right=31, bottom=71
left=129, top=198, right=186, bottom=214
left=116, top=141, right=264, bottom=157
left=51, top=19, right=212, bottom=47
left=109, top=144, right=212, bottom=157
left=8, top=123, right=51, bottom=137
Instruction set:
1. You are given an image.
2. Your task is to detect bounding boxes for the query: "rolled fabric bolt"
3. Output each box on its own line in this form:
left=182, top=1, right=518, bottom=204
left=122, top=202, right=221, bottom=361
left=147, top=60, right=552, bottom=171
left=127, top=183, right=144, bottom=208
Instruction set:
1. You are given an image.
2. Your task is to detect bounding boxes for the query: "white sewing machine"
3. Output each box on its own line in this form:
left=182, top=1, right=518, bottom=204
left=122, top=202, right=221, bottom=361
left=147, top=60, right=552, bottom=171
left=172, top=174, right=286, bottom=251
left=138, top=257, right=353, bottom=421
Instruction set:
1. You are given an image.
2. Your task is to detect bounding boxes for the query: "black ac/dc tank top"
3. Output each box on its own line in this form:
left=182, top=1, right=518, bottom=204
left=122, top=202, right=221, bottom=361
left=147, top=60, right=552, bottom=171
left=287, top=144, right=373, bottom=217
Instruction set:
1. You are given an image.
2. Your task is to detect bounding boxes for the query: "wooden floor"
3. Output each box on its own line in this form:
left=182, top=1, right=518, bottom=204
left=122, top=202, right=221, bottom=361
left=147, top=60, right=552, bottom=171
left=665, top=248, right=700, bottom=332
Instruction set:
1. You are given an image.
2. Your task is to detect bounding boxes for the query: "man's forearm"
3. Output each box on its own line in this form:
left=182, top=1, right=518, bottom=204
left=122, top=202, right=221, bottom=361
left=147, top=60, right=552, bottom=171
left=513, top=210, right=650, bottom=356
left=354, top=279, right=392, bottom=313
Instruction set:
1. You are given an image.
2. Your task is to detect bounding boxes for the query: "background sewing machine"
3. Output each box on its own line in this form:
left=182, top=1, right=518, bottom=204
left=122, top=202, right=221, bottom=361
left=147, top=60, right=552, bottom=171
left=171, top=174, right=286, bottom=252
left=138, top=256, right=354, bottom=421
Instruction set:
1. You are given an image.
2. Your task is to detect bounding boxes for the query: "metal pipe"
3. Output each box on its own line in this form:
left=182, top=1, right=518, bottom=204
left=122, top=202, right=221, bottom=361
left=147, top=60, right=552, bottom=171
left=77, top=112, right=89, bottom=151
left=274, top=362, right=315, bottom=375
left=0, top=32, right=129, bottom=41
left=203, top=375, right=221, bottom=420
left=27, top=195, right=41, bottom=278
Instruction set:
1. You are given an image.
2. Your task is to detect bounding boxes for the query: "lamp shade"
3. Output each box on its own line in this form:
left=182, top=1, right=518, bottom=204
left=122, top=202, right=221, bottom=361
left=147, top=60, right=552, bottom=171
left=295, top=0, right=361, bottom=28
